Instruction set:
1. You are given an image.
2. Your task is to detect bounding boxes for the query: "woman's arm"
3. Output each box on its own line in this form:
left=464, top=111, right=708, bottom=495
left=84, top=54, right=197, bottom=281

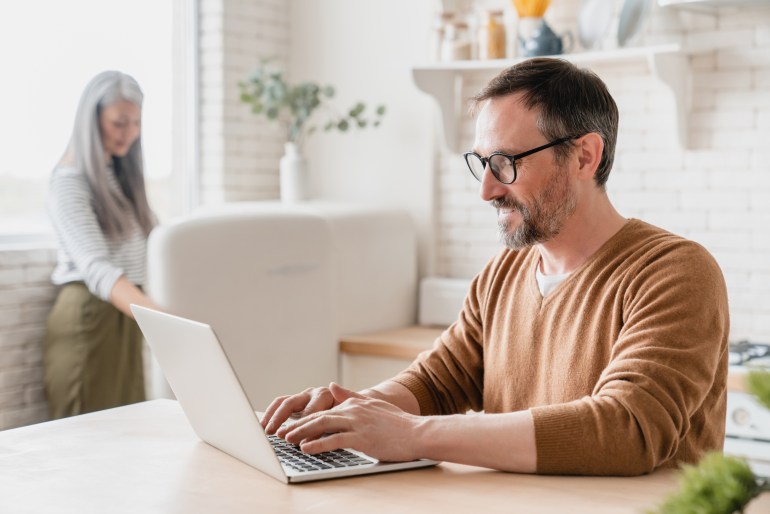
left=110, top=275, right=161, bottom=318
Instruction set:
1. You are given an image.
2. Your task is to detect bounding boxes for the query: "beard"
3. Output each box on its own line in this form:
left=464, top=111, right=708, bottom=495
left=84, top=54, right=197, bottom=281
left=491, top=166, right=577, bottom=251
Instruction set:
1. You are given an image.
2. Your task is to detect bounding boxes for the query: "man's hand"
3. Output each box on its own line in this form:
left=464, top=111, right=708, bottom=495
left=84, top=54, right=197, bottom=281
left=281, top=383, right=422, bottom=462
left=261, top=382, right=360, bottom=435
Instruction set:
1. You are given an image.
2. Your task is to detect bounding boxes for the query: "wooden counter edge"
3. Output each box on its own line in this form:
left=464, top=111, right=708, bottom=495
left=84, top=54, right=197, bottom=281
left=339, top=326, right=445, bottom=361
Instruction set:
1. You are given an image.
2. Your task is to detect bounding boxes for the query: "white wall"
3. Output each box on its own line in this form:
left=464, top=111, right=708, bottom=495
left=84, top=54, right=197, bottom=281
left=288, top=0, right=438, bottom=276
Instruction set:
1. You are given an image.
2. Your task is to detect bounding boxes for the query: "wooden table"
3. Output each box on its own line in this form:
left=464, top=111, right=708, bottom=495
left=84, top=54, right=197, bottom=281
left=2, top=399, right=767, bottom=513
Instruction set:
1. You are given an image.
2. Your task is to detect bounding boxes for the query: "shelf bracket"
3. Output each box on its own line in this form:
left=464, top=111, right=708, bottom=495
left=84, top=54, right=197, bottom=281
left=648, top=52, right=690, bottom=148
left=412, top=69, right=464, bottom=154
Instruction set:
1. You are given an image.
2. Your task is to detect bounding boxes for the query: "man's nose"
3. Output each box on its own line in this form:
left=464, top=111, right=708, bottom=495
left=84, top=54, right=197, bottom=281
left=479, top=164, right=505, bottom=202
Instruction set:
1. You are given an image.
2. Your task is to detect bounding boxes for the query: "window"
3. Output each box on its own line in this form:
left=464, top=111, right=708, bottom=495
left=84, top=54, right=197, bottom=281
left=0, top=0, right=183, bottom=240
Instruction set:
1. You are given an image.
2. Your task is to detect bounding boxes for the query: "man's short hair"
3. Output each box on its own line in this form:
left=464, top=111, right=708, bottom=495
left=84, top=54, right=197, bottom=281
left=471, top=58, right=619, bottom=188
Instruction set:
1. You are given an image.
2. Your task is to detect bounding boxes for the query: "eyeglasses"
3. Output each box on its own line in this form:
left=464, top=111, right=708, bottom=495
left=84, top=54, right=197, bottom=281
left=463, top=135, right=581, bottom=185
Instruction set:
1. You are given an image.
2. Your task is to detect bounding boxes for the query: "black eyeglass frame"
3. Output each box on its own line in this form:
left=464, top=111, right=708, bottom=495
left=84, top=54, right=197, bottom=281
left=463, top=135, right=582, bottom=185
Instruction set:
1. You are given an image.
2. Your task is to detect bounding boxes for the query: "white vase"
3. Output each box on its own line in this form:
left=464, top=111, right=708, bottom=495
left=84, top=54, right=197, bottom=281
left=279, top=142, right=308, bottom=203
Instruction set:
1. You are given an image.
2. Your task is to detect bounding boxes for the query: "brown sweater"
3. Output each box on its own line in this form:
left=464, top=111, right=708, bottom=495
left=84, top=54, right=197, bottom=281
left=393, top=219, right=729, bottom=476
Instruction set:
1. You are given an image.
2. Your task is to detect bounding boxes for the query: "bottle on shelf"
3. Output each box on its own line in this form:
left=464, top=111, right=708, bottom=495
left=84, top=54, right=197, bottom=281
left=430, top=11, right=455, bottom=62
left=440, top=21, right=472, bottom=62
left=477, top=10, right=506, bottom=60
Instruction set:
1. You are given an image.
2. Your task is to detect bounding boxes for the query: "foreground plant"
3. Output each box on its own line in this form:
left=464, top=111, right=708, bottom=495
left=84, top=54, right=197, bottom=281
left=652, top=369, right=770, bottom=514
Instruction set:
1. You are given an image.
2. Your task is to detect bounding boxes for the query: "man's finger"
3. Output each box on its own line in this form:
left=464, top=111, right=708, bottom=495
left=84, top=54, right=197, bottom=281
left=328, top=382, right=365, bottom=403
left=283, top=413, right=350, bottom=445
left=300, top=432, right=353, bottom=455
left=265, top=392, right=311, bottom=434
left=261, top=395, right=289, bottom=429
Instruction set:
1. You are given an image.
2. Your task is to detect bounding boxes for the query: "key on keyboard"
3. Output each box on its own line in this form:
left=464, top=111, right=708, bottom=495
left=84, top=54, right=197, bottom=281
left=267, top=434, right=374, bottom=473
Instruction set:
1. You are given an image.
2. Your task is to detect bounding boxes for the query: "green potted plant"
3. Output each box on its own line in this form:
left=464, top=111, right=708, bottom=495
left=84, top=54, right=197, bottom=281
left=651, top=368, right=770, bottom=514
left=239, top=60, right=385, bottom=202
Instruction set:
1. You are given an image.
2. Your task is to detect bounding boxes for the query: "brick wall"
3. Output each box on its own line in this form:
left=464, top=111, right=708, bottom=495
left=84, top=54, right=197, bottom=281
left=198, top=0, right=288, bottom=204
left=0, top=246, right=57, bottom=429
left=434, top=4, right=770, bottom=342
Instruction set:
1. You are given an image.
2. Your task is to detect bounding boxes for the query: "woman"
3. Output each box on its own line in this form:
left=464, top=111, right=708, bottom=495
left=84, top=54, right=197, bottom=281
left=44, top=71, right=161, bottom=419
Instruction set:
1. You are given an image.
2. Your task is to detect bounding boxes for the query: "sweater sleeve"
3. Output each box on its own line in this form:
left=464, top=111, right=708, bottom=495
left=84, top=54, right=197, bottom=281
left=48, top=170, right=124, bottom=301
left=390, top=253, right=503, bottom=416
left=531, top=242, right=729, bottom=475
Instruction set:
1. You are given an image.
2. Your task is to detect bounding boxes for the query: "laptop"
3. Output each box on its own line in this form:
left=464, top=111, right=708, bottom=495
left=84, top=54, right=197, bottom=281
left=131, top=304, right=439, bottom=483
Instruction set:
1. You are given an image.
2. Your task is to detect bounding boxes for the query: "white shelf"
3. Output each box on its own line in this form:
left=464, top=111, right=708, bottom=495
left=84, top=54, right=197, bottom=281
left=412, top=44, right=694, bottom=153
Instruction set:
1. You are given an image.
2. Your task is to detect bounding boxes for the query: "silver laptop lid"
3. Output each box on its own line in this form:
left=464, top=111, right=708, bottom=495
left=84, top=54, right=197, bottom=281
left=131, top=304, right=287, bottom=483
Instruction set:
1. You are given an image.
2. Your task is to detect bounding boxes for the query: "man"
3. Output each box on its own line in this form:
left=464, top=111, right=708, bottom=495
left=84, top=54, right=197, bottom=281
left=261, top=58, right=729, bottom=476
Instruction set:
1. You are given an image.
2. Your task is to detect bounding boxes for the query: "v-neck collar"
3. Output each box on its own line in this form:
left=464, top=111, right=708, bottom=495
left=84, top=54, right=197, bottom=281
left=526, top=219, right=639, bottom=306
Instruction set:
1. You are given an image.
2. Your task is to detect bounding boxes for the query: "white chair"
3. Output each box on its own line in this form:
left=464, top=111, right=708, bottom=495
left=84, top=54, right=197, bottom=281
left=145, top=202, right=417, bottom=410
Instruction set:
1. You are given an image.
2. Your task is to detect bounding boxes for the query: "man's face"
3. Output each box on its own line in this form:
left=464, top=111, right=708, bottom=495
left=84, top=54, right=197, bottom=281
left=472, top=93, right=577, bottom=251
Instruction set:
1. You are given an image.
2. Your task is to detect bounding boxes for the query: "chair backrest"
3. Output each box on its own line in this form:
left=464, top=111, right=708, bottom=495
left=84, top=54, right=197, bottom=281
left=146, top=202, right=417, bottom=409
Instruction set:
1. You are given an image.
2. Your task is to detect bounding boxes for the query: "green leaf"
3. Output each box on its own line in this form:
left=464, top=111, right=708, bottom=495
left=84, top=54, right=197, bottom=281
left=323, top=86, right=335, bottom=97
left=376, top=105, right=386, bottom=116
left=337, top=119, right=349, bottom=131
left=349, top=102, right=365, bottom=117
left=650, top=453, right=760, bottom=514
left=357, top=120, right=367, bottom=128
left=747, top=369, right=770, bottom=410
left=266, top=107, right=279, bottom=119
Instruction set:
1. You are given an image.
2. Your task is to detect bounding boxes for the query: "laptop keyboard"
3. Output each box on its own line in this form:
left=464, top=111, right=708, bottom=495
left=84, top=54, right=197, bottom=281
left=268, top=434, right=375, bottom=473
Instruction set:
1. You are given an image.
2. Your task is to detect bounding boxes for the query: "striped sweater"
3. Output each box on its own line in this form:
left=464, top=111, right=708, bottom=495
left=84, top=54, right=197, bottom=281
left=393, top=219, right=729, bottom=475
left=48, top=165, right=147, bottom=301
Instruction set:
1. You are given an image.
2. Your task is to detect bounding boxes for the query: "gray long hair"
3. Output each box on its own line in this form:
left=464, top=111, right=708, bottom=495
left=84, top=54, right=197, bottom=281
left=65, top=70, right=155, bottom=239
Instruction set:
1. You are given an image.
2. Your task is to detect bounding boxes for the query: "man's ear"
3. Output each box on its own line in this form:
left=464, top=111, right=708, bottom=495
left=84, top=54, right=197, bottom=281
left=575, top=133, right=604, bottom=181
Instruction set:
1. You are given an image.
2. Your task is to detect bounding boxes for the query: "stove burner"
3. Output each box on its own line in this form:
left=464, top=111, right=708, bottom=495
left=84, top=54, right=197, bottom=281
left=729, top=341, right=770, bottom=366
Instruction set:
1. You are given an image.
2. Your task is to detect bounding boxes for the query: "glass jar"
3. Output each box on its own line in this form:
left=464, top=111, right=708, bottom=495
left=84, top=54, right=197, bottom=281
left=478, top=10, right=506, bottom=60
left=440, top=21, right=471, bottom=62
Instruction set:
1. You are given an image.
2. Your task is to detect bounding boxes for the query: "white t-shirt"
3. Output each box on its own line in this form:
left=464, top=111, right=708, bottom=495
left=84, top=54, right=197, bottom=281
left=535, top=264, right=571, bottom=297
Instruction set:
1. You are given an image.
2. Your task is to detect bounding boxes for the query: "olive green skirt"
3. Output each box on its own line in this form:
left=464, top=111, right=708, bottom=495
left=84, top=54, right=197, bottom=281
left=43, top=282, right=146, bottom=419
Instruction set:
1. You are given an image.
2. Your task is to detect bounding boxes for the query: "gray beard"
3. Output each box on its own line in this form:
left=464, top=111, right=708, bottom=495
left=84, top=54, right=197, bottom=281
left=492, top=170, right=577, bottom=251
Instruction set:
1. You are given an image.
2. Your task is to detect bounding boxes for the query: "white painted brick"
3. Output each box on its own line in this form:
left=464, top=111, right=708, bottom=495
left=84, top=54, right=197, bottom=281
left=750, top=150, right=770, bottom=171
left=717, top=47, right=770, bottom=69
left=685, top=149, right=751, bottom=170
left=750, top=189, right=770, bottom=211
left=686, top=29, right=754, bottom=52
left=22, top=265, right=53, bottom=285
left=690, top=109, right=755, bottom=129
left=0, top=308, right=23, bottom=330
left=0, top=268, right=25, bottom=287
left=0, top=404, right=49, bottom=431
left=689, top=230, right=752, bottom=251
left=709, top=170, right=766, bottom=189
left=606, top=168, right=643, bottom=191
left=0, top=248, right=56, bottom=267
left=24, top=385, right=46, bottom=406
left=707, top=128, right=763, bottom=150
left=707, top=211, right=766, bottom=230
left=680, top=190, right=749, bottom=211
left=752, top=314, right=770, bottom=340
left=0, top=327, right=45, bottom=349
left=690, top=52, right=717, bottom=71
left=21, top=305, right=50, bottom=326
left=611, top=190, right=680, bottom=211
left=718, top=10, right=770, bottom=30
left=617, top=150, right=684, bottom=171
left=757, top=111, right=770, bottom=131
left=0, top=348, right=27, bottom=370
left=641, top=210, right=708, bottom=232
left=0, top=388, right=26, bottom=410
left=690, top=90, right=715, bottom=109
left=643, top=170, right=707, bottom=191
left=0, top=366, right=42, bottom=390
